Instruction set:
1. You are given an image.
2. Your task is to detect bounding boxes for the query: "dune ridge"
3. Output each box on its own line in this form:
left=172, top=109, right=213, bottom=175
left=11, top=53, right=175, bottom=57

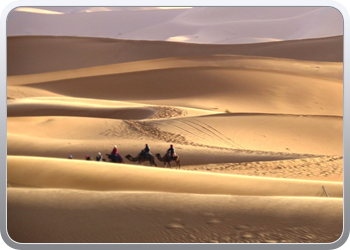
left=7, top=156, right=343, bottom=198
left=8, top=55, right=343, bottom=86
left=7, top=55, right=343, bottom=120
left=7, top=35, right=343, bottom=75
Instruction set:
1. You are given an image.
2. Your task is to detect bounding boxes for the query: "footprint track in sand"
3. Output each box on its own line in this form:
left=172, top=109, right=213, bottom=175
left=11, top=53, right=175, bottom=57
left=100, top=119, right=333, bottom=162
left=161, top=223, right=341, bottom=243
left=181, top=119, right=240, bottom=148
left=193, top=119, right=244, bottom=149
left=148, top=106, right=188, bottom=119
left=182, top=156, right=343, bottom=181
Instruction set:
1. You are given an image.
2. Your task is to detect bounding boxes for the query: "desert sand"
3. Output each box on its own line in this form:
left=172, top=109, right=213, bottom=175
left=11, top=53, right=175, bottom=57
left=7, top=17, right=343, bottom=244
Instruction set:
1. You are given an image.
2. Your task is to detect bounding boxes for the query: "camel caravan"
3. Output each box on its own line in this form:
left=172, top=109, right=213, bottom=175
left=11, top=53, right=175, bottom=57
left=72, top=144, right=181, bottom=169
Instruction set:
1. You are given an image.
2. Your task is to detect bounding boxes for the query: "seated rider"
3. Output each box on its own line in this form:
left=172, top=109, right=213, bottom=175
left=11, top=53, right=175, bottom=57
left=96, top=152, right=103, bottom=161
left=112, top=145, right=118, bottom=156
left=111, top=145, right=119, bottom=162
left=167, top=144, right=175, bottom=158
left=140, top=144, right=151, bottom=156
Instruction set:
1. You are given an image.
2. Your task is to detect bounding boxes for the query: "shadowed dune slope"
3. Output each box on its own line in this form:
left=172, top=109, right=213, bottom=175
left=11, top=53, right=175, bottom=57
left=7, top=35, right=343, bottom=75
left=7, top=55, right=343, bottom=86
left=7, top=189, right=343, bottom=243
left=7, top=103, right=156, bottom=120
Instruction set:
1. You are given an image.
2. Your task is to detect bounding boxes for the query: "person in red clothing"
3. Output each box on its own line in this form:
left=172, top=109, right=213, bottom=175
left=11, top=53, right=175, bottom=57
left=110, top=145, right=121, bottom=162
left=111, top=145, right=118, bottom=155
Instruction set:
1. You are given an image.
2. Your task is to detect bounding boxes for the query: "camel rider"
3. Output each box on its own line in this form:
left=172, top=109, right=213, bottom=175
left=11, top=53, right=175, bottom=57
left=96, top=152, right=103, bottom=161
left=167, top=144, right=175, bottom=158
left=140, top=144, right=151, bottom=156
left=111, top=145, right=119, bottom=162
left=112, top=145, right=118, bottom=155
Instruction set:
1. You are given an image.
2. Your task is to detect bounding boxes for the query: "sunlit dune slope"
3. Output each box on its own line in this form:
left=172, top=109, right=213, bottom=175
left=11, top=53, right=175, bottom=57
left=7, top=56, right=343, bottom=116
left=7, top=35, right=343, bottom=75
left=151, top=113, right=343, bottom=155
left=7, top=111, right=342, bottom=156
left=7, top=156, right=343, bottom=197
left=6, top=115, right=321, bottom=165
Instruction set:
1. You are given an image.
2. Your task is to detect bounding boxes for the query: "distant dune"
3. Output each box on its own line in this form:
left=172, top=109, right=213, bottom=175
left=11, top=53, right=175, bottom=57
left=7, top=35, right=343, bottom=75
left=7, top=7, right=343, bottom=44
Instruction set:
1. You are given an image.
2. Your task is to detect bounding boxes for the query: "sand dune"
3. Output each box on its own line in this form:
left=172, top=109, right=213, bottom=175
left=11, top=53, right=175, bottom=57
left=6, top=20, right=343, bottom=244
left=7, top=112, right=342, bottom=158
left=182, top=156, right=343, bottom=182
left=7, top=189, right=343, bottom=243
left=7, top=56, right=343, bottom=117
left=7, top=115, right=319, bottom=165
left=7, top=102, right=156, bottom=120
left=8, top=55, right=343, bottom=85
left=7, top=156, right=343, bottom=197
left=7, top=35, right=343, bottom=75
left=153, top=113, right=343, bottom=155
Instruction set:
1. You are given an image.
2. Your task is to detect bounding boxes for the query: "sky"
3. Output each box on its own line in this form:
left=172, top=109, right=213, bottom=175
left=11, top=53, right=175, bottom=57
left=6, top=6, right=344, bottom=44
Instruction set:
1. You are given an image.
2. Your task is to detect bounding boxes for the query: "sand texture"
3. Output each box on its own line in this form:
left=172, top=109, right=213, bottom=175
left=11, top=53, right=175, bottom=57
left=7, top=34, right=343, bottom=244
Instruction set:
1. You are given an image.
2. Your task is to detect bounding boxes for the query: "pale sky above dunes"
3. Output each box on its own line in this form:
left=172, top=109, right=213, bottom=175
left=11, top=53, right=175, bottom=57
left=13, top=7, right=64, bottom=14
left=7, top=7, right=343, bottom=44
left=13, top=6, right=193, bottom=14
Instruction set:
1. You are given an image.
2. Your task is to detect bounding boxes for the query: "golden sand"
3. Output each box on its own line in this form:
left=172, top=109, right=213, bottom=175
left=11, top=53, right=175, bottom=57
left=7, top=35, right=343, bottom=243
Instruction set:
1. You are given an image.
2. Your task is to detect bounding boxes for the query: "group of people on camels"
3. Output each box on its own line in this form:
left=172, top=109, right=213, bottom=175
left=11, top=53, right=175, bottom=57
left=79, top=144, right=181, bottom=168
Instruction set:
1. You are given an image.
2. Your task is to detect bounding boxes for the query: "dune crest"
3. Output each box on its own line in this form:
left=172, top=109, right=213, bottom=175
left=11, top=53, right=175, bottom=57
left=7, top=156, right=343, bottom=198
left=7, top=35, right=343, bottom=75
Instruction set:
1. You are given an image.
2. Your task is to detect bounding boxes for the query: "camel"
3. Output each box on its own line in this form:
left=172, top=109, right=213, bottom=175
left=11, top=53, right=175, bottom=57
left=155, top=153, right=181, bottom=169
left=106, top=153, right=124, bottom=163
left=125, top=154, right=157, bottom=167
